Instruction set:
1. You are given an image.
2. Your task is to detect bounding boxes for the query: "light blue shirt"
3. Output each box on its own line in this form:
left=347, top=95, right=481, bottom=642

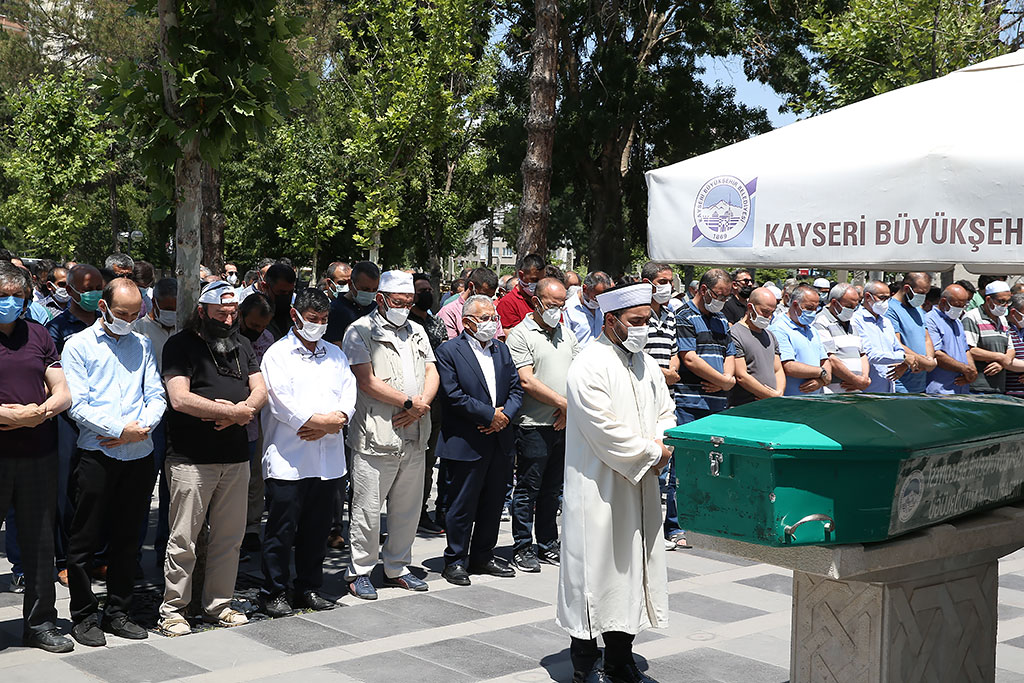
left=62, top=320, right=166, bottom=461
left=851, top=309, right=905, bottom=392
left=27, top=300, right=50, bottom=324
left=771, top=314, right=828, bottom=396
left=925, top=308, right=969, bottom=395
left=564, top=293, right=602, bottom=347
left=885, top=301, right=928, bottom=393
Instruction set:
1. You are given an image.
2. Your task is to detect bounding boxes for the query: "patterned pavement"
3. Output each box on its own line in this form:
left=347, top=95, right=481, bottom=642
left=5, top=504, right=1024, bottom=681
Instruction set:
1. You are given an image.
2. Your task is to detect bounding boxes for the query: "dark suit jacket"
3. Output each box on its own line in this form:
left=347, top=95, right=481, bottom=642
left=435, top=332, right=524, bottom=461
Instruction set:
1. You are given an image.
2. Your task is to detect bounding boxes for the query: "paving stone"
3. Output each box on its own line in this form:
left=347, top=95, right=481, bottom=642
left=737, top=573, right=794, bottom=596
left=404, top=637, right=539, bottom=679
left=304, top=602, right=422, bottom=640
left=681, top=547, right=760, bottom=566
left=147, top=626, right=289, bottom=670
left=1003, top=575, right=1024, bottom=593
left=668, top=592, right=770, bottom=623
left=431, top=583, right=546, bottom=616
left=0, top=658, right=99, bottom=683
left=236, top=615, right=360, bottom=654
left=1005, top=635, right=1024, bottom=649
left=364, top=592, right=489, bottom=628
left=657, top=646, right=789, bottom=682
left=472, top=623, right=570, bottom=660
left=998, top=668, right=1024, bottom=683
left=65, top=643, right=208, bottom=683
left=0, top=589, right=24, bottom=609
left=1002, top=604, right=1024, bottom=620
left=253, top=665, right=362, bottom=682
left=328, top=650, right=474, bottom=683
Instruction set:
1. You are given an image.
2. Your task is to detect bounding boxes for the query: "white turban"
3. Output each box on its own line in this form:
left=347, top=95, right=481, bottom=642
left=597, top=283, right=653, bottom=313
left=986, top=281, right=1010, bottom=296
left=379, top=270, right=414, bottom=294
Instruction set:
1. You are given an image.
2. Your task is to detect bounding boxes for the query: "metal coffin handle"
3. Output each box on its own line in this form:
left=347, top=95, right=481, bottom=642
left=783, top=514, right=835, bottom=544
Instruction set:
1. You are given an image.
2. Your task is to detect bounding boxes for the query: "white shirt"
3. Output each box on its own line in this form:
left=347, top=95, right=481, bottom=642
left=467, top=336, right=497, bottom=406
left=260, top=331, right=358, bottom=480
left=565, top=293, right=603, bottom=346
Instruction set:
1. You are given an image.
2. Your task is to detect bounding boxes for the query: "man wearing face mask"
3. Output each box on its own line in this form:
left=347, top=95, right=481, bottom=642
left=722, top=269, right=755, bottom=325
left=41, top=266, right=70, bottom=320
left=770, top=285, right=831, bottom=396
left=258, top=288, right=357, bottom=617
left=322, top=261, right=352, bottom=300
left=731, top=287, right=785, bottom=406
left=1003, top=293, right=1024, bottom=397
left=434, top=295, right=524, bottom=585
left=496, top=253, right=547, bottom=332
left=61, top=279, right=166, bottom=647
left=812, top=283, right=870, bottom=393
left=438, top=266, right=499, bottom=340
left=851, top=281, right=908, bottom=392
left=342, top=270, right=439, bottom=599
left=675, top=269, right=736, bottom=424
left=924, top=284, right=974, bottom=394
left=565, top=270, right=612, bottom=347
left=565, top=270, right=582, bottom=301
left=964, top=280, right=1015, bottom=394
left=884, top=273, right=937, bottom=393
left=221, top=262, right=239, bottom=288
left=325, top=260, right=380, bottom=346
left=505, top=278, right=577, bottom=573
left=558, top=282, right=675, bottom=683
left=158, top=280, right=267, bottom=636
left=256, top=264, right=297, bottom=341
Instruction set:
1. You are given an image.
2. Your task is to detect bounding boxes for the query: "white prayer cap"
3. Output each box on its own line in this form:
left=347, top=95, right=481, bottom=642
left=766, top=284, right=783, bottom=299
left=198, top=280, right=237, bottom=305
left=986, top=281, right=1011, bottom=296
left=597, top=283, right=652, bottom=313
left=379, top=270, right=414, bottom=294
left=813, top=278, right=830, bottom=289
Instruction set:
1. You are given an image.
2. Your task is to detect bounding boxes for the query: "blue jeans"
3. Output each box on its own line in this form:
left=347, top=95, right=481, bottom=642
left=664, top=402, right=711, bottom=539
left=511, top=426, right=565, bottom=552
left=138, top=418, right=170, bottom=561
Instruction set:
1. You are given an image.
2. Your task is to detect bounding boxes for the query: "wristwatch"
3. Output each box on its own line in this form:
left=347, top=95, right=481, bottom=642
left=819, top=367, right=828, bottom=382
left=403, top=396, right=414, bottom=410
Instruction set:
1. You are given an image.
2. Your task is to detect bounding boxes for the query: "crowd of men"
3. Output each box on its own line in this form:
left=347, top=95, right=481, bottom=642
left=2, top=245, right=1022, bottom=683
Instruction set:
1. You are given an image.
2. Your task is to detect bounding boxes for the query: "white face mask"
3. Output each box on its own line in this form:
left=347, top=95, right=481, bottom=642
left=652, top=283, right=672, bottom=304
left=944, top=305, right=965, bottom=320
left=704, top=292, right=726, bottom=313
left=871, top=296, right=889, bottom=317
left=613, top=317, right=648, bottom=353
left=156, top=308, right=177, bottom=328
left=472, top=320, right=499, bottom=341
left=583, top=294, right=600, bottom=311
left=907, top=289, right=926, bottom=308
left=101, top=304, right=136, bottom=336
left=295, top=318, right=327, bottom=343
left=226, top=273, right=238, bottom=285
left=748, top=308, right=772, bottom=330
left=836, top=305, right=856, bottom=322
left=991, top=303, right=1009, bottom=317
left=384, top=302, right=411, bottom=327
left=539, top=305, right=562, bottom=328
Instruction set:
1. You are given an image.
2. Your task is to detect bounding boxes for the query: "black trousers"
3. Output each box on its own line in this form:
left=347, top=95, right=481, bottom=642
left=0, top=451, right=59, bottom=636
left=442, top=449, right=511, bottom=567
left=571, top=632, right=636, bottom=674
left=67, top=449, right=155, bottom=625
left=261, top=477, right=335, bottom=598
left=511, top=426, right=565, bottom=552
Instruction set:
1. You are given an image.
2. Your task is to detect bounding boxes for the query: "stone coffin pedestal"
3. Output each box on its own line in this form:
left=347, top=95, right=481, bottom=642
left=689, top=503, right=1024, bottom=683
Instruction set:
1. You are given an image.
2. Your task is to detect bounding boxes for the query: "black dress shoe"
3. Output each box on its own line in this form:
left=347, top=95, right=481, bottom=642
left=442, top=563, right=471, bottom=586
left=241, top=532, right=262, bottom=554
left=296, top=590, right=337, bottom=611
left=103, top=614, right=148, bottom=640
left=602, top=661, right=659, bottom=683
left=262, top=593, right=295, bottom=618
left=71, top=618, right=106, bottom=647
left=23, top=628, right=74, bottom=653
left=469, top=558, right=516, bottom=578
left=582, top=668, right=612, bottom=683
left=417, top=513, right=445, bottom=535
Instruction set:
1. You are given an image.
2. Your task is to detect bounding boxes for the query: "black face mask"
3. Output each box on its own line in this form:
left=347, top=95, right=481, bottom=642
left=239, top=324, right=261, bottom=342
left=739, top=286, right=755, bottom=299
left=415, top=291, right=434, bottom=311
left=202, top=315, right=238, bottom=339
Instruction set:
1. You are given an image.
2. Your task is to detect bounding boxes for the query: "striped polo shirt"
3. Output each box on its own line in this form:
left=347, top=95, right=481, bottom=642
left=1005, top=325, right=1024, bottom=396
left=963, top=307, right=1010, bottom=394
left=645, top=304, right=679, bottom=398
left=675, top=299, right=735, bottom=413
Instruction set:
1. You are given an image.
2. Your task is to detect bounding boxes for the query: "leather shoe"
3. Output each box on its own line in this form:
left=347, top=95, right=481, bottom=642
left=442, top=563, right=471, bottom=586
left=469, top=558, right=515, bottom=578
left=296, top=590, right=337, bottom=611
left=383, top=572, right=429, bottom=592
left=71, top=617, right=106, bottom=647
left=23, top=628, right=74, bottom=653
left=103, top=614, right=148, bottom=640
left=261, top=593, right=294, bottom=618
left=602, top=661, right=659, bottom=683
left=582, top=668, right=612, bottom=683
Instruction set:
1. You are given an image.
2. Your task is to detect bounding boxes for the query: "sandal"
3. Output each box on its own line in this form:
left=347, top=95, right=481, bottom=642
left=158, top=617, right=191, bottom=637
left=204, top=608, right=249, bottom=628
left=668, top=531, right=691, bottom=549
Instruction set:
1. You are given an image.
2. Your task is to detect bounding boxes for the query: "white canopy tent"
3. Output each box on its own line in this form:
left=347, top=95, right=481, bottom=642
left=646, top=50, right=1024, bottom=275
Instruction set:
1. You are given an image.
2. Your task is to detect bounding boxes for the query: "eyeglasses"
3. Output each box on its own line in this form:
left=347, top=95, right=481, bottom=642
left=734, top=277, right=753, bottom=284
left=206, top=344, right=243, bottom=379
left=302, top=346, right=327, bottom=361
left=467, top=314, right=501, bottom=324
left=384, top=294, right=414, bottom=310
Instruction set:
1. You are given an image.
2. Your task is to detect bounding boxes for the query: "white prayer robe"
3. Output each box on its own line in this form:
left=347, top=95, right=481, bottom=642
left=557, top=334, right=676, bottom=639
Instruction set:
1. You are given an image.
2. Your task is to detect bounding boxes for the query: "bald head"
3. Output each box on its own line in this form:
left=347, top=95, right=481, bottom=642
left=747, top=287, right=776, bottom=308
left=864, top=280, right=888, bottom=298
left=941, top=284, right=970, bottom=306
left=535, top=277, right=566, bottom=300
left=102, top=277, right=142, bottom=308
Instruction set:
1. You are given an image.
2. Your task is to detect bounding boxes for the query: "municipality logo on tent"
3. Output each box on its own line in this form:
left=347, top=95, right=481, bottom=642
left=692, top=176, right=757, bottom=248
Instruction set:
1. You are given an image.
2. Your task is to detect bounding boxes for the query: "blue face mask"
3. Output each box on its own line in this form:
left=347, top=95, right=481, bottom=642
left=798, top=310, right=817, bottom=326
left=0, top=296, right=25, bottom=324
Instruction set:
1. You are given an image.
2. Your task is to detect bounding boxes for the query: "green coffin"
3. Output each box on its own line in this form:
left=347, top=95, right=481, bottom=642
left=663, top=393, right=1024, bottom=547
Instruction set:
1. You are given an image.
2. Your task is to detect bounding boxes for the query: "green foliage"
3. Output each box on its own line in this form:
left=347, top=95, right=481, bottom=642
left=795, top=0, right=1010, bottom=114
left=0, top=74, right=115, bottom=259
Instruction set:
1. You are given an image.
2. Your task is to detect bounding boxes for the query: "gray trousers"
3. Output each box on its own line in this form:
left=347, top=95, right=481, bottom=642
left=346, top=446, right=425, bottom=580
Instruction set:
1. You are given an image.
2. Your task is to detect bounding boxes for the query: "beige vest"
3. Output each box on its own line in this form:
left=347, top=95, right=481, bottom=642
left=347, top=312, right=432, bottom=455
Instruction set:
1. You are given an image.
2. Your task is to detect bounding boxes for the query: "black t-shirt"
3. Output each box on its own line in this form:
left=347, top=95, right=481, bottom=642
left=722, top=295, right=747, bottom=325
left=161, top=330, right=259, bottom=464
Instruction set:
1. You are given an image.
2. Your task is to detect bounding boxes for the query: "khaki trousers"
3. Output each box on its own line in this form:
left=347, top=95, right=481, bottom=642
left=346, top=447, right=425, bottom=580
left=159, top=459, right=249, bottom=620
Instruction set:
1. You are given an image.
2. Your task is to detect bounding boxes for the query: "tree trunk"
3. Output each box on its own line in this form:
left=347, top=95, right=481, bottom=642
left=517, top=0, right=558, bottom=261
left=199, top=161, right=225, bottom=277
left=108, top=171, right=121, bottom=254
left=175, top=138, right=203, bottom=327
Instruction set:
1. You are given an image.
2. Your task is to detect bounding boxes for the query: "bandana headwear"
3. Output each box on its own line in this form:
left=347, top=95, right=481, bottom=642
left=378, top=270, right=415, bottom=294
left=198, top=280, right=238, bottom=305
left=986, top=281, right=1011, bottom=296
left=596, top=283, right=653, bottom=314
